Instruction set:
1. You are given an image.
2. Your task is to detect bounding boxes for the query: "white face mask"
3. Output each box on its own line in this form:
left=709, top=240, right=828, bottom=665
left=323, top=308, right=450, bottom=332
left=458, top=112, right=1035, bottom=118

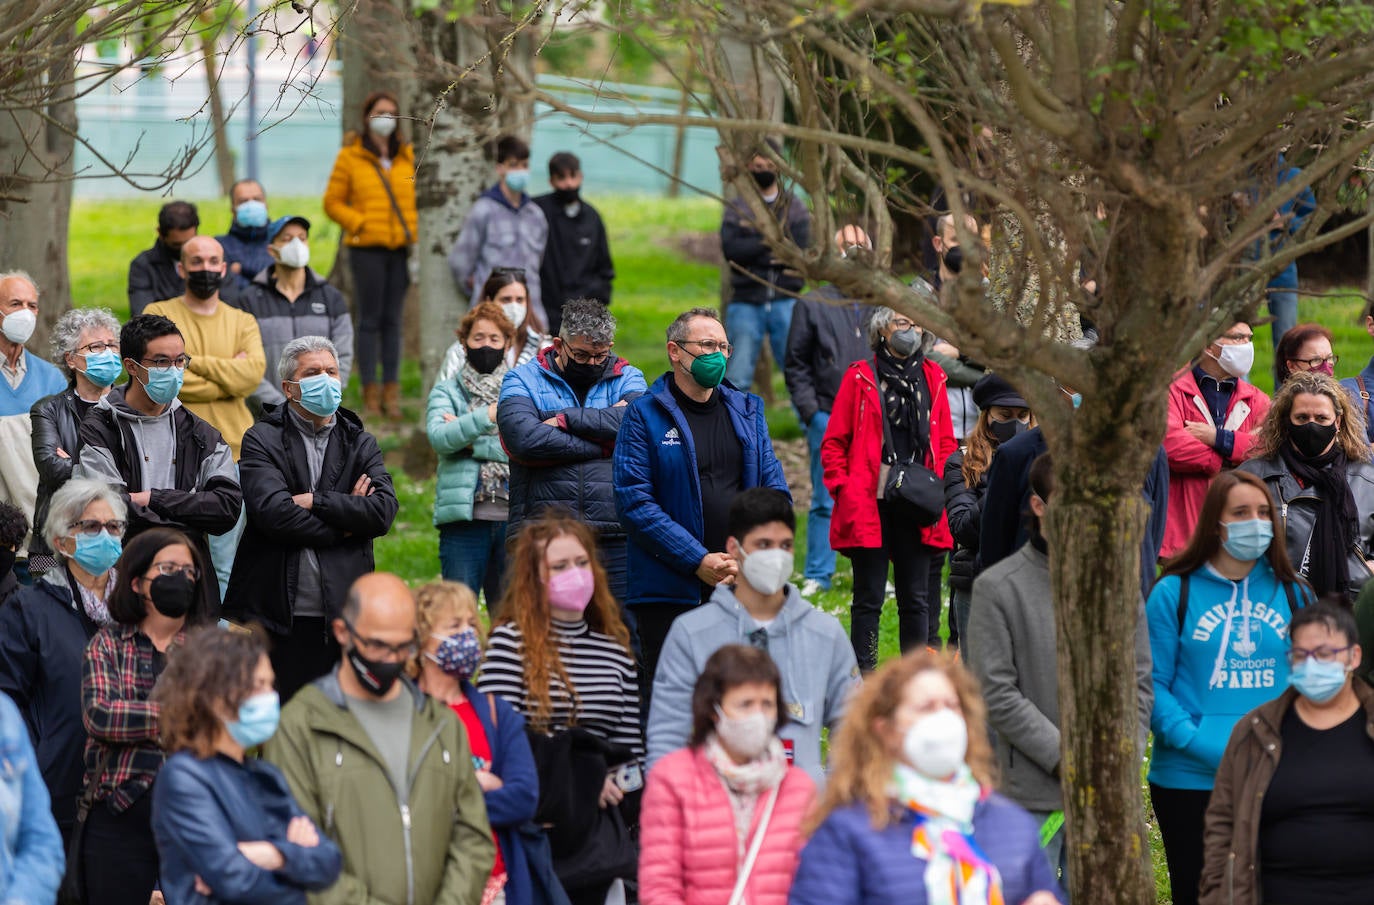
left=902, top=708, right=968, bottom=779
left=1209, top=341, right=1254, bottom=379
left=739, top=546, right=792, bottom=596
left=278, top=237, right=310, bottom=270
left=369, top=113, right=397, bottom=138
left=714, top=705, right=776, bottom=760
left=502, top=301, right=528, bottom=328
left=0, top=308, right=36, bottom=345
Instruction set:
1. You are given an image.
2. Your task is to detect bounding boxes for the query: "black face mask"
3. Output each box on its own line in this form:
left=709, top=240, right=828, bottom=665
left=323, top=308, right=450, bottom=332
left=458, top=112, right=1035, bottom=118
left=989, top=418, right=1028, bottom=445
left=552, top=187, right=580, bottom=206
left=347, top=646, right=406, bottom=697
left=148, top=573, right=195, bottom=619
left=467, top=345, right=504, bottom=375
left=942, top=244, right=965, bottom=275
left=751, top=170, right=777, bottom=190
left=1290, top=421, right=1338, bottom=459
left=186, top=269, right=223, bottom=300
left=562, top=358, right=604, bottom=394
left=160, top=240, right=183, bottom=262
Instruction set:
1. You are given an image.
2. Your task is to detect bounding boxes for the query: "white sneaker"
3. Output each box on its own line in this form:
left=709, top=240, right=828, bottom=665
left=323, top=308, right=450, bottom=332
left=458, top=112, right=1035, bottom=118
left=800, top=579, right=826, bottom=598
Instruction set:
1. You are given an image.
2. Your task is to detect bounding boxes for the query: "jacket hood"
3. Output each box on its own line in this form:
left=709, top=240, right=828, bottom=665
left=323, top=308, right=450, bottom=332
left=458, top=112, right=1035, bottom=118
left=706, top=581, right=814, bottom=630
left=482, top=182, right=529, bottom=213
left=534, top=344, right=631, bottom=383
left=311, top=666, right=430, bottom=713
left=251, top=263, right=328, bottom=289
left=98, top=385, right=182, bottom=422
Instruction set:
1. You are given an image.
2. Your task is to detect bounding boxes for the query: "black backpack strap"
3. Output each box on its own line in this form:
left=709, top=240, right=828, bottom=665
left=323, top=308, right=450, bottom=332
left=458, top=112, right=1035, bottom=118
left=1176, top=574, right=1191, bottom=633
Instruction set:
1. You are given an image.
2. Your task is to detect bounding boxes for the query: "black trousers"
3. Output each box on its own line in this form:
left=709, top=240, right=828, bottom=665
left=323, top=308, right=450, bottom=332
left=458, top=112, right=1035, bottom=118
left=84, top=792, right=157, bottom=905
left=633, top=602, right=689, bottom=718
left=351, top=246, right=408, bottom=385
left=270, top=617, right=342, bottom=705
left=844, top=500, right=937, bottom=671
left=1150, top=784, right=1212, bottom=905
left=928, top=552, right=952, bottom=647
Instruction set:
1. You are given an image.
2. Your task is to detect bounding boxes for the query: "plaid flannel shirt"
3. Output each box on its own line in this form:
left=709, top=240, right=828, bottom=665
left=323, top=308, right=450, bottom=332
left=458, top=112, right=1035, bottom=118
left=81, top=624, right=179, bottom=813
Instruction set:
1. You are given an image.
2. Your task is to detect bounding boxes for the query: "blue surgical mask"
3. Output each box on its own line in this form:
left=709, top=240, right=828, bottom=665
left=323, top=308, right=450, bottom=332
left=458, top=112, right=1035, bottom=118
left=1288, top=658, right=1349, bottom=703
left=290, top=373, right=342, bottom=418
left=235, top=200, right=269, bottom=229
left=140, top=365, right=185, bottom=406
left=1221, top=518, right=1273, bottom=562
left=81, top=350, right=122, bottom=387
left=504, top=169, right=530, bottom=193
left=72, top=530, right=122, bottom=576
left=226, top=691, right=281, bottom=748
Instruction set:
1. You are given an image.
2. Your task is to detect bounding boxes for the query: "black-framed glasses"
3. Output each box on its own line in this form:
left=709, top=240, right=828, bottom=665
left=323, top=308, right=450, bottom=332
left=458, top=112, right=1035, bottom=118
left=140, top=355, right=192, bottom=370
left=676, top=339, right=732, bottom=357
left=1288, top=644, right=1352, bottom=665
left=74, top=341, right=119, bottom=355
left=149, top=561, right=199, bottom=580
left=1289, top=355, right=1338, bottom=370
left=566, top=344, right=613, bottom=365
left=68, top=519, right=127, bottom=537
left=344, top=620, right=419, bottom=659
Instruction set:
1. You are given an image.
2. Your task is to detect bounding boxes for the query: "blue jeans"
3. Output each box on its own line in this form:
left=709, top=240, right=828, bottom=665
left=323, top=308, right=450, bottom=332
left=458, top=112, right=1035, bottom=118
left=804, top=412, right=835, bottom=585
left=439, top=520, right=507, bottom=609
left=724, top=298, right=797, bottom=390
left=209, top=495, right=246, bottom=603
left=1267, top=286, right=1298, bottom=349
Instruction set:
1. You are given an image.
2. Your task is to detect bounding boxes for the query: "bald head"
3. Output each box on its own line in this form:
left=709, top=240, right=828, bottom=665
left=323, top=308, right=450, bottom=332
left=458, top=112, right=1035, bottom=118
left=343, top=572, right=416, bottom=628
left=181, top=235, right=224, bottom=266
left=834, top=225, right=872, bottom=254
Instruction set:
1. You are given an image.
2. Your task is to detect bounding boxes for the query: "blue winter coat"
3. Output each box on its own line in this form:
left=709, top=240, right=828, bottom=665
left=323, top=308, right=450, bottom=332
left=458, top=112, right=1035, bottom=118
left=151, top=751, right=342, bottom=905
left=0, top=691, right=64, bottom=905
left=614, top=373, right=790, bottom=609
left=217, top=221, right=273, bottom=295
left=427, top=372, right=509, bottom=526
left=788, top=797, right=1062, bottom=905
left=498, top=347, right=647, bottom=538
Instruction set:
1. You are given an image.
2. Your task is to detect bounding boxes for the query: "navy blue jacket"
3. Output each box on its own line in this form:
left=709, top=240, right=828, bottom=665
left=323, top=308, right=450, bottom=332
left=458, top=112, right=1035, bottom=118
left=151, top=751, right=342, bottom=905
left=788, top=796, right=1063, bottom=905
left=217, top=222, right=273, bottom=295
left=614, top=373, right=790, bottom=608
left=1341, top=360, right=1374, bottom=443
left=978, top=426, right=1169, bottom=599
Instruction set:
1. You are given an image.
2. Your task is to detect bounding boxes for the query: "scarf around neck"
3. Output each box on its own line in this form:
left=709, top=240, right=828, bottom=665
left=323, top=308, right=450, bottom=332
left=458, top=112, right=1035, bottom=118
left=875, top=346, right=930, bottom=465
left=1278, top=440, right=1357, bottom=596
left=893, top=763, right=1005, bottom=905
left=460, top=362, right=510, bottom=502
left=704, top=734, right=788, bottom=856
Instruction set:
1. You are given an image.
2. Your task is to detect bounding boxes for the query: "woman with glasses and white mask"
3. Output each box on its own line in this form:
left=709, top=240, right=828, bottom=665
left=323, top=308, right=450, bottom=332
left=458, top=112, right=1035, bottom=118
left=29, top=307, right=122, bottom=576
left=0, top=478, right=125, bottom=846
left=1201, top=600, right=1374, bottom=905
left=79, top=527, right=215, bottom=905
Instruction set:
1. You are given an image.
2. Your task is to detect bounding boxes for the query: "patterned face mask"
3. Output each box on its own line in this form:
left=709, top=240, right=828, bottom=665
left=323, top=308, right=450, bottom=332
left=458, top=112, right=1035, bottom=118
left=427, top=627, right=482, bottom=680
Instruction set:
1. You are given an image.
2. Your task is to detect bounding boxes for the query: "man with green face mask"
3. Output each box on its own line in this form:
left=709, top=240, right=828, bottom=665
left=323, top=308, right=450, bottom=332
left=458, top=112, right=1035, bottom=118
left=613, top=306, right=791, bottom=713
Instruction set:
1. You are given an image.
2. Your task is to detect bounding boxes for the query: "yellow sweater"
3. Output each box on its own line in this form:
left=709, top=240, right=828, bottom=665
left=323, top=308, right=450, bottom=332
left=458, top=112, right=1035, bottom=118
left=144, top=297, right=265, bottom=459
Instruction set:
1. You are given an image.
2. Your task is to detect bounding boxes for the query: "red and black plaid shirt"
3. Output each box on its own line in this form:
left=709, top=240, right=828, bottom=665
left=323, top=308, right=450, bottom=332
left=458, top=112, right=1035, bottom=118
left=81, top=624, right=179, bottom=812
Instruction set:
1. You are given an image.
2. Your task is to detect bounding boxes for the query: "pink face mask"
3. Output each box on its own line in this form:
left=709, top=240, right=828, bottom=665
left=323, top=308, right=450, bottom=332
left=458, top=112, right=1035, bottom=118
left=546, top=566, right=595, bottom=613
left=1314, top=362, right=1336, bottom=377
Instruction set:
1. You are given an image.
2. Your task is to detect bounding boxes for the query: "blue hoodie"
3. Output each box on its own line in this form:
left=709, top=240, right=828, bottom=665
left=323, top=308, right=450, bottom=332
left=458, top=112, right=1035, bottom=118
left=1147, top=558, right=1307, bottom=790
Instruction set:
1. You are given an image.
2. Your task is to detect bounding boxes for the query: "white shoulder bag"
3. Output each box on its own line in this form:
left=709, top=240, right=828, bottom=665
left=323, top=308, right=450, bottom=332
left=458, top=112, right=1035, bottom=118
left=727, top=784, right=781, bottom=905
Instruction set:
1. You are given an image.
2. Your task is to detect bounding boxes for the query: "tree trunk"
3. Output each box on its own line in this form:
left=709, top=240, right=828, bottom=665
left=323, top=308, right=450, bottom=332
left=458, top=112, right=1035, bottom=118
left=199, top=22, right=235, bottom=197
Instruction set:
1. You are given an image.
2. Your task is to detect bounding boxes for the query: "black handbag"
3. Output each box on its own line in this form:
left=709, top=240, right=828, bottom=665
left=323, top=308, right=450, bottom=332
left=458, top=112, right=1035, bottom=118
left=875, top=362, right=944, bottom=527
left=58, top=751, right=112, bottom=905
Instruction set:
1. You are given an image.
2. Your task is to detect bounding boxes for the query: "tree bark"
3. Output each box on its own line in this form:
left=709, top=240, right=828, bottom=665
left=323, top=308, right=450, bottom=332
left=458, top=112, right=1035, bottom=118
left=199, top=20, right=235, bottom=197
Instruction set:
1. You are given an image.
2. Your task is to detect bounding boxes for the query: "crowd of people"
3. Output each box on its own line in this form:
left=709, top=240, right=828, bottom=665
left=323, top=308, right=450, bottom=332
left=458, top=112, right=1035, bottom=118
left=0, top=111, right=1368, bottom=905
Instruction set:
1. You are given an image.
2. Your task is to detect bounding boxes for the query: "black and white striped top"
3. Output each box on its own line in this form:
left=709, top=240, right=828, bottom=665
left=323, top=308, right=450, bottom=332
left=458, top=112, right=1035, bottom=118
left=477, top=618, right=644, bottom=759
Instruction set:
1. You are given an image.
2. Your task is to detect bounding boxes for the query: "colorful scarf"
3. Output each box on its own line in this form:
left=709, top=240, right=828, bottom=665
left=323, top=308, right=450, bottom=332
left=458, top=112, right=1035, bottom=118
left=704, top=734, right=788, bottom=858
left=459, top=362, right=511, bottom=502
left=893, top=764, right=1005, bottom=905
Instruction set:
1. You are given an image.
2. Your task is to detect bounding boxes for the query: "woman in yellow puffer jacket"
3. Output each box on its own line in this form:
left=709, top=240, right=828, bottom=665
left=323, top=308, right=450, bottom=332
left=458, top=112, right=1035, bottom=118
left=323, top=90, right=418, bottom=420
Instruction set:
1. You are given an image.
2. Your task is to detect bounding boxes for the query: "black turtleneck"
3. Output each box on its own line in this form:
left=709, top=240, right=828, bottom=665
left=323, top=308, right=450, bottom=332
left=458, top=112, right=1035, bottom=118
left=669, top=378, right=742, bottom=559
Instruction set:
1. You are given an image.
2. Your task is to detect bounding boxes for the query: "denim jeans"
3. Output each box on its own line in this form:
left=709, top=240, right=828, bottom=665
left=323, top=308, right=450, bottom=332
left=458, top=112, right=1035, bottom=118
left=724, top=298, right=797, bottom=390
left=208, top=495, right=246, bottom=603
left=439, top=520, right=507, bottom=609
left=803, top=411, right=835, bottom=586
left=1267, top=286, right=1298, bottom=349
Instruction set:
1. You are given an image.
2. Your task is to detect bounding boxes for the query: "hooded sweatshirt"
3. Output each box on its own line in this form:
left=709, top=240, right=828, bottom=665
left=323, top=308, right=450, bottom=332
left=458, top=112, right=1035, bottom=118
left=1147, top=557, right=1305, bottom=790
left=646, top=582, right=861, bottom=786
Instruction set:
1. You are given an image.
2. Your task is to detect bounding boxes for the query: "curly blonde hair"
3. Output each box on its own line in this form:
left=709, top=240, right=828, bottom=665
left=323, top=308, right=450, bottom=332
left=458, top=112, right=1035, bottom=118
left=408, top=580, right=485, bottom=679
left=1249, top=371, right=1370, bottom=462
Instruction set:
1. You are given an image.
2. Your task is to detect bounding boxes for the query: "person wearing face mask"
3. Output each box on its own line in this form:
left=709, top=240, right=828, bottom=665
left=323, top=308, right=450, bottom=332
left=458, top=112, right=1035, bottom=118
left=428, top=303, right=518, bottom=607
left=437, top=269, right=555, bottom=382
left=150, top=628, right=342, bottom=905
left=1202, top=600, right=1374, bottom=905
left=216, top=178, right=274, bottom=294
left=822, top=305, right=958, bottom=671
left=80, top=528, right=215, bottom=905
left=791, top=650, right=1063, bottom=905
left=499, top=299, right=647, bottom=604
left=1146, top=471, right=1314, bottom=905
left=223, top=336, right=398, bottom=703
left=943, top=373, right=1035, bottom=666
left=127, top=201, right=199, bottom=317
left=449, top=135, right=550, bottom=327
left=324, top=90, right=418, bottom=420
left=74, top=315, right=242, bottom=604
left=477, top=517, right=642, bottom=905
left=268, top=572, right=493, bottom=905
left=970, top=455, right=1153, bottom=886
left=411, top=581, right=551, bottom=905
left=616, top=307, right=790, bottom=712
left=1238, top=371, right=1374, bottom=600
left=0, top=480, right=126, bottom=846
left=235, top=215, right=354, bottom=414
left=1162, top=321, right=1272, bottom=559
left=1340, top=297, right=1374, bottom=442
left=28, top=307, right=123, bottom=575
left=640, top=645, right=816, bottom=905
left=1273, top=322, right=1337, bottom=388
left=533, top=152, right=615, bottom=335
left=646, top=488, right=858, bottom=785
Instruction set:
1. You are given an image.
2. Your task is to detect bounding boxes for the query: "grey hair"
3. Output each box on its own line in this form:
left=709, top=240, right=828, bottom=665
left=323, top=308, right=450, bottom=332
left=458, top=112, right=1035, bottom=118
left=50, top=308, right=121, bottom=377
left=44, top=478, right=127, bottom=559
left=867, top=306, right=930, bottom=352
left=278, top=335, right=338, bottom=382
left=0, top=270, right=39, bottom=297
left=666, top=307, right=722, bottom=344
left=558, top=299, right=616, bottom=345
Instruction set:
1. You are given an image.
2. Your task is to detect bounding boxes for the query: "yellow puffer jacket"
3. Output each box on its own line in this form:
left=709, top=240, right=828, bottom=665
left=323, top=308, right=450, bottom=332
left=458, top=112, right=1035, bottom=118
left=323, top=136, right=419, bottom=250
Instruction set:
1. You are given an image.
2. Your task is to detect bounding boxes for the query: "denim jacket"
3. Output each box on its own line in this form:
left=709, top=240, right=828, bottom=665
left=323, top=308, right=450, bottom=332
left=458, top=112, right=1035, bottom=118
left=0, top=691, right=64, bottom=905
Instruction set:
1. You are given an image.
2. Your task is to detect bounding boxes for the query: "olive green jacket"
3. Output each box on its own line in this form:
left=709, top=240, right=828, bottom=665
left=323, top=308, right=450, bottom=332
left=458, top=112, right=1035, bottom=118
left=266, top=670, right=494, bottom=905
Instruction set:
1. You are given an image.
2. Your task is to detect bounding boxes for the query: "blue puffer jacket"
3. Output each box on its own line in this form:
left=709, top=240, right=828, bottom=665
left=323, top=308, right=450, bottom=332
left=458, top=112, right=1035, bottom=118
left=498, top=347, right=647, bottom=538
left=151, top=751, right=342, bottom=905
left=0, top=691, right=63, bottom=905
left=788, top=796, right=1063, bottom=905
left=614, top=373, right=790, bottom=609
left=217, top=221, right=273, bottom=294
left=427, top=370, right=510, bottom=526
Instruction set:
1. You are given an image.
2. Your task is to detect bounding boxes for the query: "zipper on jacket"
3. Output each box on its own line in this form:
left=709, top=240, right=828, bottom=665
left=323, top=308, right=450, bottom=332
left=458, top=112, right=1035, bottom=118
left=1226, top=851, right=1235, bottom=904
left=399, top=723, right=447, bottom=905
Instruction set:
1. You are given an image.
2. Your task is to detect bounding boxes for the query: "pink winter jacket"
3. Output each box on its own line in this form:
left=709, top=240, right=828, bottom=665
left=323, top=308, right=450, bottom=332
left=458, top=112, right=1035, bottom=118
left=639, top=747, right=817, bottom=905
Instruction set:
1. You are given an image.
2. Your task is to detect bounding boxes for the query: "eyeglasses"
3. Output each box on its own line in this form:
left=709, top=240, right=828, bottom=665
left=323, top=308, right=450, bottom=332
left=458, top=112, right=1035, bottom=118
left=676, top=339, right=732, bottom=357
left=140, top=355, right=192, bottom=370
left=344, top=620, right=419, bottom=660
left=1288, top=645, right=1352, bottom=665
left=68, top=519, right=127, bottom=538
left=75, top=341, right=119, bottom=355
left=149, top=561, right=199, bottom=580
left=565, top=344, right=613, bottom=365
left=891, top=318, right=915, bottom=331
left=1289, top=355, right=1338, bottom=370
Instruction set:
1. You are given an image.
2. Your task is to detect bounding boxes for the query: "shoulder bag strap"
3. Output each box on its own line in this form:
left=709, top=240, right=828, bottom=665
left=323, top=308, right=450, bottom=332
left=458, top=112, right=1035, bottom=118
left=1175, top=574, right=1191, bottom=634
left=727, top=783, right=780, bottom=905
left=368, top=159, right=414, bottom=245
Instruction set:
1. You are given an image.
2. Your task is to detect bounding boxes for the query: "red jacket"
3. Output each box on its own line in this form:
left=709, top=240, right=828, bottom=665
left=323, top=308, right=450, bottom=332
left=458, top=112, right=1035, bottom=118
left=821, top=359, right=956, bottom=551
left=639, top=747, right=816, bottom=905
left=1161, top=367, right=1271, bottom=558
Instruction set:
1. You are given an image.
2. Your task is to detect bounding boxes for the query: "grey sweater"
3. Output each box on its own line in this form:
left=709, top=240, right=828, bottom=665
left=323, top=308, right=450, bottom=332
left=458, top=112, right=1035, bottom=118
left=968, top=542, right=1153, bottom=811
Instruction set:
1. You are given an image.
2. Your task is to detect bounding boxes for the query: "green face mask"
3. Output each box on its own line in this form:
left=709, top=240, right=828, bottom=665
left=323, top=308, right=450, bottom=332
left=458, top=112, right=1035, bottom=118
left=688, top=351, right=727, bottom=389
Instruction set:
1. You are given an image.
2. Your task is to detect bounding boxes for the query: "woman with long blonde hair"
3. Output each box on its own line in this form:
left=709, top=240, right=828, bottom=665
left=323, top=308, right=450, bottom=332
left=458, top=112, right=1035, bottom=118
left=790, top=650, right=1062, bottom=905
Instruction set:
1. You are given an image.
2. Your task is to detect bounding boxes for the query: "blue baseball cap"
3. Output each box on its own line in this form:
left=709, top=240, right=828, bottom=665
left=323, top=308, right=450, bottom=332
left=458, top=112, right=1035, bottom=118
left=266, top=215, right=311, bottom=243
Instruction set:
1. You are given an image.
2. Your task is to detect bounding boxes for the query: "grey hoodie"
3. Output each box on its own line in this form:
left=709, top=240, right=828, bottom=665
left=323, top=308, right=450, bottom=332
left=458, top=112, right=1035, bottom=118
left=646, top=583, right=861, bottom=786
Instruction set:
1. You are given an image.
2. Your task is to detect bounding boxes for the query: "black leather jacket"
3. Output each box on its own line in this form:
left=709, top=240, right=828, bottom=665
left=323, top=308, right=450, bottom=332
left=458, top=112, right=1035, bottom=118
left=943, top=449, right=987, bottom=590
left=28, top=388, right=83, bottom=559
